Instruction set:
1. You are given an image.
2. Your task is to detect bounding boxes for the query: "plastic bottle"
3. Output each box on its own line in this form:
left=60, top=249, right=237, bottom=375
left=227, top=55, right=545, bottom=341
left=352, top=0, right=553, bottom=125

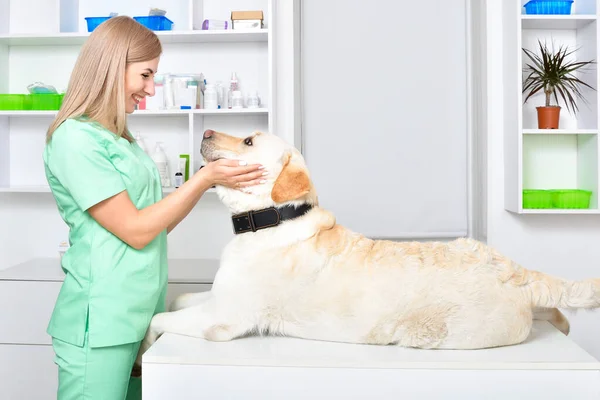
left=134, top=132, right=148, bottom=153
left=227, top=72, right=239, bottom=109
left=151, top=142, right=171, bottom=187
left=174, top=160, right=184, bottom=188
left=204, top=83, right=218, bottom=109
left=216, top=81, right=225, bottom=109
left=231, top=91, right=243, bottom=109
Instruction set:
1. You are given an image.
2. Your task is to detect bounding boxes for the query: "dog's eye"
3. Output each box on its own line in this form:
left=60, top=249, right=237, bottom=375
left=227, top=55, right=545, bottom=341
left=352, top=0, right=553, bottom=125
left=244, top=137, right=253, bottom=146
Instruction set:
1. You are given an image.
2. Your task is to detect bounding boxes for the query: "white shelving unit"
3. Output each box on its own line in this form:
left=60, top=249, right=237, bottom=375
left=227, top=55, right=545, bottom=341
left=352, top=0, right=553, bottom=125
left=0, top=0, right=276, bottom=194
left=0, top=1, right=304, bottom=398
left=504, top=0, right=600, bottom=214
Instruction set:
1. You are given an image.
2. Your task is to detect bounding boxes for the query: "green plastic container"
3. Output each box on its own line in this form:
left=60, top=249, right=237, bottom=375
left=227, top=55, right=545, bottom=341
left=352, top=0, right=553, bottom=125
left=0, top=94, right=30, bottom=110
left=523, top=189, right=553, bottom=209
left=0, top=93, right=64, bottom=110
left=29, top=94, right=64, bottom=110
left=550, top=189, right=592, bottom=209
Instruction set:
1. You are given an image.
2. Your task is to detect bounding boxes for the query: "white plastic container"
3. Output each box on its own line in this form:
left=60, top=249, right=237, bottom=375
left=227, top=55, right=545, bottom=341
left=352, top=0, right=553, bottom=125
left=246, top=91, right=260, bottom=108
left=204, top=84, right=218, bottom=109
left=231, top=91, right=244, bottom=109
left=216, top=81, right=225, bottom=109
left=227, top=72, right=239, bottom=109
left=151, top=142, right=171, bottom=187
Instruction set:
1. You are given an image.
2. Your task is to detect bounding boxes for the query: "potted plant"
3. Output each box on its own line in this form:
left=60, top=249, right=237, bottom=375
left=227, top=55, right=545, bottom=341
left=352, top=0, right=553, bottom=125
left=522, top=40, right=596, bottom=129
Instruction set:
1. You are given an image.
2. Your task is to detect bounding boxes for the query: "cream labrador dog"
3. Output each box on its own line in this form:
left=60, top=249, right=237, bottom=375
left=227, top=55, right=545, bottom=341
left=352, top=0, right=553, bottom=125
left=136, top=129, right=596, bottom=366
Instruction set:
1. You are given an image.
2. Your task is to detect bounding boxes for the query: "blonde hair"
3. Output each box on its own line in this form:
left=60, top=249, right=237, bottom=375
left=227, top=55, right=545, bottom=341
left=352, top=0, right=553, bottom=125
left=47, top=16, right=162, bottom=142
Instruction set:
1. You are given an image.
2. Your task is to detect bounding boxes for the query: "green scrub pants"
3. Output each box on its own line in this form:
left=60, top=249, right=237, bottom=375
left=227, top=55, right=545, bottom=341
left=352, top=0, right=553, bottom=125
left=52, top=331, right=142, bottom=400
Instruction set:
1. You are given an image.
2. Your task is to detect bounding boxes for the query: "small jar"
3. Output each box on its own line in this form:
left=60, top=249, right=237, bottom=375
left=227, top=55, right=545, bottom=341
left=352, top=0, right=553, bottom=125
left=231, top=91, right=243, bottom=109
left=246, top=91, right=259, bottom=108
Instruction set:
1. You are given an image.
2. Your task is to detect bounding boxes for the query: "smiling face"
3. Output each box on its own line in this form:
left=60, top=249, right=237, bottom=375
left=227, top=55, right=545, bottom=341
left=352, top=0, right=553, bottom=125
left=201, top=129, right=318, bottom=213
left=124, top=58, right=159, bottom=113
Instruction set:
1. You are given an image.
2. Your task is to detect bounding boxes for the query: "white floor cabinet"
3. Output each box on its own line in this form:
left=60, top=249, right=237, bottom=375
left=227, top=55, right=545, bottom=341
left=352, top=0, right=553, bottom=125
left=0, top=258, right=218, bottom=399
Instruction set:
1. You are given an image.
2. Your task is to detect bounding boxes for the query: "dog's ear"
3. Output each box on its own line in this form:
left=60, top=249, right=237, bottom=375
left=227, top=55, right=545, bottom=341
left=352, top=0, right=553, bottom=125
left=271, top=152, right=311, bottom=203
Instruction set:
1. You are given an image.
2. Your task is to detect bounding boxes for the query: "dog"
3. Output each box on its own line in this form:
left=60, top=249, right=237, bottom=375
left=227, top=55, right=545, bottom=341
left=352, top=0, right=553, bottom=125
left=135, top=129, right=594, bottom=366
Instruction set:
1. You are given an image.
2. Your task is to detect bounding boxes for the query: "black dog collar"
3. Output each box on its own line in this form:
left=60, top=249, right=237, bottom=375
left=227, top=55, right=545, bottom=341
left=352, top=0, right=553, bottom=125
left=231, top=204, right=314, bottom=234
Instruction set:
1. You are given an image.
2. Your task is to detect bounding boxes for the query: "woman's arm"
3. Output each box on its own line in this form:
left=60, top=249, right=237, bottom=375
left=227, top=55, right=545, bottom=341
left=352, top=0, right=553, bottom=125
left=88, top=159, right=265, bottom=249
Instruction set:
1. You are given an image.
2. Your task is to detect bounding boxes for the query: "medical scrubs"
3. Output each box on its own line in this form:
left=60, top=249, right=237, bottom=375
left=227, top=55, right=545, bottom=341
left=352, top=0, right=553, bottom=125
left=43, top=117, right=168, bottom=399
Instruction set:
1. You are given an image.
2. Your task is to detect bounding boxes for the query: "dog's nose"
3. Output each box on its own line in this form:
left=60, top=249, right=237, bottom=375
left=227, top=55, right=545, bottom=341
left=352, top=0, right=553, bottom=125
left=203, top=129, right=215, bottom=139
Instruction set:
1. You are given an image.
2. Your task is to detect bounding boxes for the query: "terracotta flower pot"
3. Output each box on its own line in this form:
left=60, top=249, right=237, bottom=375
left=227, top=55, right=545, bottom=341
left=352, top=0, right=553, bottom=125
left=536, top=106, right=561, bottom=129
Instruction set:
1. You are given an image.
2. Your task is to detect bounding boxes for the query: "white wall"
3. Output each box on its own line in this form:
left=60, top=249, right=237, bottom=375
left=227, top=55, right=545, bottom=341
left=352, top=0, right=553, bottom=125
left=486, top=0, right=600, bottom=359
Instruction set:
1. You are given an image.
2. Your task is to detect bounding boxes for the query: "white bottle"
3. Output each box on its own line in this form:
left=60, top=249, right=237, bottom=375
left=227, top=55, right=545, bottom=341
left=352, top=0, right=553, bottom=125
left=151, top=142, right=171, bottom=187
left=227, top=72, right=239, bottom=109
left=204, top=83, right=218, bottom=109
left=135, top=132, right=148, bottom=153
left=215, top=81, right=225, bottom=109
left=246, top=90, right=259, bottom=108
left=231, top=90, right=243, bottom=109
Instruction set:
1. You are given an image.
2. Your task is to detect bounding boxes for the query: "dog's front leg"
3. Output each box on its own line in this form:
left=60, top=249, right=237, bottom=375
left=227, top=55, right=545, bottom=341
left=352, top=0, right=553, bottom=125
left=169, top=290, right=212, bottom=311
left=134, top=297, right=253, bottom=367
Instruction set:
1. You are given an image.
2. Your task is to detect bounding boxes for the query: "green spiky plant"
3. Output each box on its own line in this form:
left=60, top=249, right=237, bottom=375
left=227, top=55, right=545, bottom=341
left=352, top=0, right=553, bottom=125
left=522, top=40, right=596, bottom=116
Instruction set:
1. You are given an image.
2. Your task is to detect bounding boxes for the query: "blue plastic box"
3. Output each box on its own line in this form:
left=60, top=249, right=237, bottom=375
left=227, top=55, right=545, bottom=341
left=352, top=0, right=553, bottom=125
left=85, top=16, right=112, bottom=32
left=524, top=0, right=573, bottom=14
left=133, top=16, right=173, bottom=31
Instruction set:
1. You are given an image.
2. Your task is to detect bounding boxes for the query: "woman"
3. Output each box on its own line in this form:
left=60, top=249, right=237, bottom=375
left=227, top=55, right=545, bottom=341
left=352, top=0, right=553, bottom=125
left=43, top=16, right=265, bottom=399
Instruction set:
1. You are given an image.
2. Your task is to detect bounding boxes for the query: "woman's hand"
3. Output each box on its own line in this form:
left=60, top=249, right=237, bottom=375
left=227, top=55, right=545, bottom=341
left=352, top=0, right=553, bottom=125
left=201, top=159, right=267, bottom=189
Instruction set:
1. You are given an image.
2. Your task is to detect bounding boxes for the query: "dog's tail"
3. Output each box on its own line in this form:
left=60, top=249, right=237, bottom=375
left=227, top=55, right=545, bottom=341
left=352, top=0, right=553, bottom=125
left=521, top=269, right=600, bottom=310
left=511, top=266, right=600, bottom=336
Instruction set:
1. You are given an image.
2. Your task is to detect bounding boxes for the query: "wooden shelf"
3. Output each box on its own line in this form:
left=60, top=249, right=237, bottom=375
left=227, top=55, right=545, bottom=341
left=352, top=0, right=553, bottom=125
left=0, top=29, right=268, bottom=46
left=521, top=15, right=597, bottom=30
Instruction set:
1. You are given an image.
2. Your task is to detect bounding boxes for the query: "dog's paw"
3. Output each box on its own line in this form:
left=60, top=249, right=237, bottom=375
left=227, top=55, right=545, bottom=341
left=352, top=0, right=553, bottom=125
left=169, top=293, right=194, bottom=312
left=203, top=324, right=236, bottom=342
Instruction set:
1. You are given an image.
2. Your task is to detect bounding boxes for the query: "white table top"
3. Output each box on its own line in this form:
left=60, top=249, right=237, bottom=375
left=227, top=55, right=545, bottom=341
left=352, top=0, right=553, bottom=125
left=0, top=257, right=219, bottom=283
left=143, top=321, right=600, bottom=370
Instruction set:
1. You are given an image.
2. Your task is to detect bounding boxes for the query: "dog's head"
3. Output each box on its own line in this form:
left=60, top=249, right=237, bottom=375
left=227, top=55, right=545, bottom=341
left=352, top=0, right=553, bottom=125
left=200, top=129, right=318, bottom=213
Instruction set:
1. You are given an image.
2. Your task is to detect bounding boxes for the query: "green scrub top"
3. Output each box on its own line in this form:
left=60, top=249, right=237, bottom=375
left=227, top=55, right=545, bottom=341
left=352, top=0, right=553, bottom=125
left=43, top=117, right=168, bottom=348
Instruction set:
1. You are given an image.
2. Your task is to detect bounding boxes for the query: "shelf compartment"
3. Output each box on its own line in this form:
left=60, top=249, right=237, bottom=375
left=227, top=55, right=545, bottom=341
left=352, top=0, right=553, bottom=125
left=521, top=15, right=597, bottom=29
left=521, top=20, right=598, bottom=131
left=522, top=133, right=598, bottom=211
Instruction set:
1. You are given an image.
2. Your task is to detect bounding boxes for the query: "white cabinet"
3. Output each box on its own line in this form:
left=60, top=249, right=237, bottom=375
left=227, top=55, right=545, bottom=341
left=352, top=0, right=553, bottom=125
left=0, top=257, right=218, bottom=398
left=503, top=0, right=600, bottom=214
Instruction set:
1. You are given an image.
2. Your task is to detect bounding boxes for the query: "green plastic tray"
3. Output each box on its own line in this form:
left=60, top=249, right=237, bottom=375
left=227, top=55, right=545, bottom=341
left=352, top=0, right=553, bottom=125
left=0, top=93, right=64, bottom=110
left=551, top=189, right=592, bottom=209
left=523, top=189, right=553, bottom=209
left=0, top=94, right=29, bottom=110
left=29, top=94, right=64, bottom=110
left=523, top=189, right=593, bottom=209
